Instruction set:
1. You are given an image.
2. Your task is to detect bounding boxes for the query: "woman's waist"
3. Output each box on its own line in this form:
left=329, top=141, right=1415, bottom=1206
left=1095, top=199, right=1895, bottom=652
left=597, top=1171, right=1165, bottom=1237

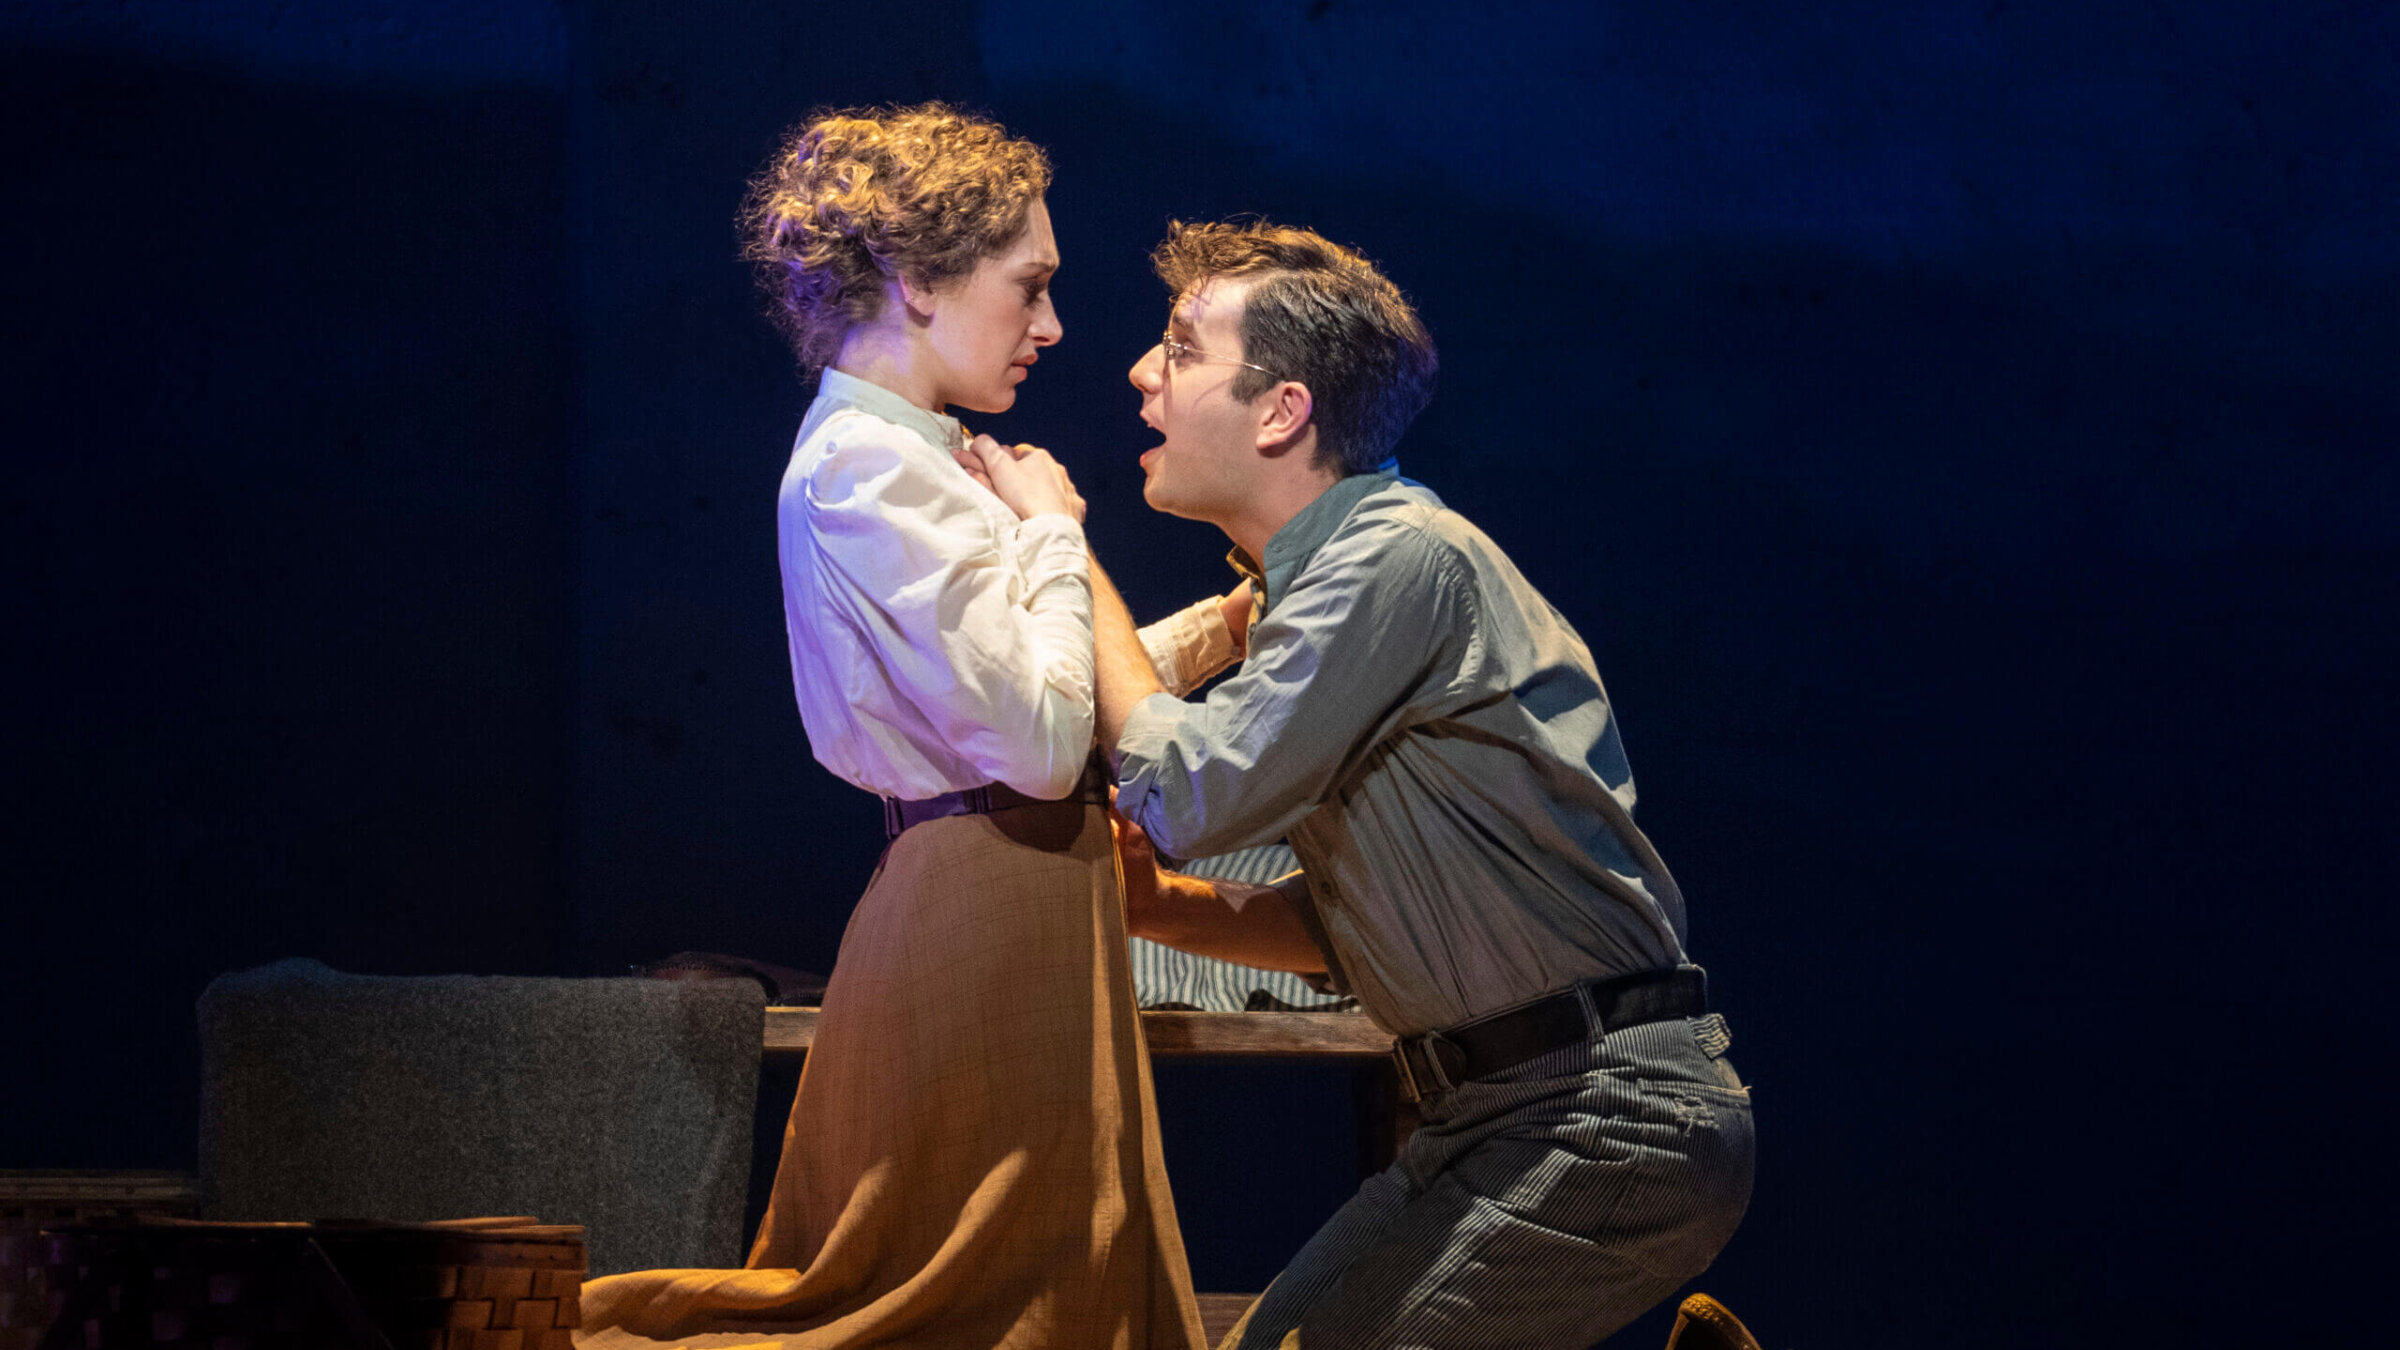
left=878, top=754, right=1111, bottom=838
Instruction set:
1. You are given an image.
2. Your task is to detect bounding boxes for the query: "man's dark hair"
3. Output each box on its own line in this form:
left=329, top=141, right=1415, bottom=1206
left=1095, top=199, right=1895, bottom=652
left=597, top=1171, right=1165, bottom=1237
left=1152, top=220, right=1438, bottom=476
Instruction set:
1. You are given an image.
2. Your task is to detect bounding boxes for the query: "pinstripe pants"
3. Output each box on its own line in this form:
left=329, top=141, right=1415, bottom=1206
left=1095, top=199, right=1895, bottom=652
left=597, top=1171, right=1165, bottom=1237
left=1226, top=1014, right=1755, bottom=1350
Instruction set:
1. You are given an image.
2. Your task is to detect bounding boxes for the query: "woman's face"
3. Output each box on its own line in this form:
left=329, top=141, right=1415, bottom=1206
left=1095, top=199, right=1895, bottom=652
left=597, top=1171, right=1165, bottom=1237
left=923, top=198, right=1062, bottom=415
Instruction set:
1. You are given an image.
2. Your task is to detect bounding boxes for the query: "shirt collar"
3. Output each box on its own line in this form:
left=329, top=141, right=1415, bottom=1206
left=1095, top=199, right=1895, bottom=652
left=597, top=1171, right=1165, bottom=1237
left=1233, top=463, right=1401, bottom=615
left=813, top=367, right=968, bottom=453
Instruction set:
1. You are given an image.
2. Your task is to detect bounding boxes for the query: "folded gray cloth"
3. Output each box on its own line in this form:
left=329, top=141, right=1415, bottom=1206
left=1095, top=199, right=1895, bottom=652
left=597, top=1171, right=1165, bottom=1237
left=198, top=958, right=763, bottom=1276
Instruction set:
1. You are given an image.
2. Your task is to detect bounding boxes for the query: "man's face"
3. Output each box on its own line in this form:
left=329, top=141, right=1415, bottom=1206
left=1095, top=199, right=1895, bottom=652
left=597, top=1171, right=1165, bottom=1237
left=1127, top=276, right=1271, bottom=527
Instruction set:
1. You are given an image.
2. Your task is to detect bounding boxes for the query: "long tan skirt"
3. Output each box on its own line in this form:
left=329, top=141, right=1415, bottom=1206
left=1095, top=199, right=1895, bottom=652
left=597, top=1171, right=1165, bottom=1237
left=576, top=804, right=1206, bottom=1350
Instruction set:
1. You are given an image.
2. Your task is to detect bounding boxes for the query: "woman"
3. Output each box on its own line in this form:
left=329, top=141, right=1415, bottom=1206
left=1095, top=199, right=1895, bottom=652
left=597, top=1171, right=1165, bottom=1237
left=576, top=106, right=1239, bottom=1350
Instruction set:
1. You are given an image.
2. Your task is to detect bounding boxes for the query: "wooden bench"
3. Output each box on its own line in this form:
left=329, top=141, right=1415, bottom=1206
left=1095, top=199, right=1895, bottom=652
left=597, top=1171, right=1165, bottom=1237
left=762, top=1006, right=1391, bottom=1057
left=762, top=1006, right=1415, bottom=1171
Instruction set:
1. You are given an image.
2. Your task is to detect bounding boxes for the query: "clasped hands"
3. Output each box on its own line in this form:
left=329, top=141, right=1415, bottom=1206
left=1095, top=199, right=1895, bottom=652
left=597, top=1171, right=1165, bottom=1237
left=956, top=434, right=1254, bottom=643
left=957, top=433, right=1084, bottom=524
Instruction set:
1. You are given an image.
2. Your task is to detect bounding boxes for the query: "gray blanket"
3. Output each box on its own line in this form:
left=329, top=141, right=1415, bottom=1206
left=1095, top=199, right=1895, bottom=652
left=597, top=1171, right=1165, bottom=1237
left=198, top=958, right=763, bottom=1276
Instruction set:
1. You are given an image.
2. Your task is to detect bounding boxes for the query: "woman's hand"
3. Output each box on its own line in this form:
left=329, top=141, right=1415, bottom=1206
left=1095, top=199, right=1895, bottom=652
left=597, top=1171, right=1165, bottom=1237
left=964, top=433, right=1085, bottom=524
left=953, top=444, right=995, bottom=493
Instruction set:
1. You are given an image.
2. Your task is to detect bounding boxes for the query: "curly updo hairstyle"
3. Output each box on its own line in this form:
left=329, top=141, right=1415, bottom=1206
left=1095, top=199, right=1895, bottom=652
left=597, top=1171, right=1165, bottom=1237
left=741, top=103, right=1052, bottom=373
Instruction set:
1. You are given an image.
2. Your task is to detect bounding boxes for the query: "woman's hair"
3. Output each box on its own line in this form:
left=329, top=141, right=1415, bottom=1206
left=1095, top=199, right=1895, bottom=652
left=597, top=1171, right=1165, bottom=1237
left=741, top=103, right=1051, bottom=372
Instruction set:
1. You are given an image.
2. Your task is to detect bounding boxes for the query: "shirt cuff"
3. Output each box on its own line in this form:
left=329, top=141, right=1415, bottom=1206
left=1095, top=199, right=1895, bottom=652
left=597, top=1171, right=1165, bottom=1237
left=1137, top=596, right=1239, bottom=697
left=1109, top=689, right=1185, bottom=779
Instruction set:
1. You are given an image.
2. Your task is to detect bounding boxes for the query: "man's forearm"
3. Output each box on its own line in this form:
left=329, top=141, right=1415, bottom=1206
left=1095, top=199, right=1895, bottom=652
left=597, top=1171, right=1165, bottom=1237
left=1091, top=558, right=1167, bottom=748
left=1128, top=872, right=1327, bottom=975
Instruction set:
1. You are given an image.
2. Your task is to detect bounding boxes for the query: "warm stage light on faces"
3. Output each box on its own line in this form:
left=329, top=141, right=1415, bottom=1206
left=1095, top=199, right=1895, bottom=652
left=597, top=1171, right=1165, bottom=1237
left=927, top=198, right=1061, bottom=415
left=1129, top=277, right=1263, bottom=526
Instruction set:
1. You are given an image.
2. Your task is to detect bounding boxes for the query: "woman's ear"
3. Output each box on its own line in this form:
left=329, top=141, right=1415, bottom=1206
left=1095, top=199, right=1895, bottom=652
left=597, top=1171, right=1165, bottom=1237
left=896, top=272, right=940, bottom=322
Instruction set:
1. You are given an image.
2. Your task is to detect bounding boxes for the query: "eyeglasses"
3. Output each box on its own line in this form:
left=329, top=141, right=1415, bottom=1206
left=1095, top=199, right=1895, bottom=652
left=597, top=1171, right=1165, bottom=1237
left=1159, top=332, right=1282, bottom=380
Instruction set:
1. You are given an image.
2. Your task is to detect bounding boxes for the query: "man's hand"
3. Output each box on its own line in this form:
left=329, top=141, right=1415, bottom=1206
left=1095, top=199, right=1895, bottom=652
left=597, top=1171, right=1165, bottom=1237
left=1109, top=808, right=1326, bottom=973
left=1217, top=580, right=1255, bottom=659
left=963, top=433, right=1085, bottom=523
left=1110, top=806, right=1167, bottom=938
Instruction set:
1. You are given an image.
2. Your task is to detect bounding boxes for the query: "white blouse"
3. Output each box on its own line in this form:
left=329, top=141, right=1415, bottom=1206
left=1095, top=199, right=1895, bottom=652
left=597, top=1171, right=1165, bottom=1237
left=779, top=369, right=1235, bottom=802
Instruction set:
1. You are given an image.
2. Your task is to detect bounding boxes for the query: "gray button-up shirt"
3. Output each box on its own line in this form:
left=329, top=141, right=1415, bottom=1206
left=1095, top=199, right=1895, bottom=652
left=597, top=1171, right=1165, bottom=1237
left=1114, top=470, right=1691, bottom=1037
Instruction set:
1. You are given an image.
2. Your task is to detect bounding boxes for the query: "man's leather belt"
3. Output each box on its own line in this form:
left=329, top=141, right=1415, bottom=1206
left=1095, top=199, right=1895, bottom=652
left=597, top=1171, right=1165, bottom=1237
left=881, top=770, right=1109, bottom=839
left=1391, top=965, right=1711, bottom=1102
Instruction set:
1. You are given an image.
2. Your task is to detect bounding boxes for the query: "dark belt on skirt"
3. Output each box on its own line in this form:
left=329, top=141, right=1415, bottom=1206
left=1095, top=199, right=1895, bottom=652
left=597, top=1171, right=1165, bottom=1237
left=881, top=762, right=1111, bottom=839
left=1391, top=964, right=1711, bottom=1102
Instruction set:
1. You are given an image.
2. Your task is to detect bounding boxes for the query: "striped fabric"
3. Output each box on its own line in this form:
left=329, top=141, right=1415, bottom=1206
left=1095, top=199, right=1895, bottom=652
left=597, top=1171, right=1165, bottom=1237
left=1127, top=844, right=1357, bottom=1014
left=1219, top=1016, right=1755, bottom=1349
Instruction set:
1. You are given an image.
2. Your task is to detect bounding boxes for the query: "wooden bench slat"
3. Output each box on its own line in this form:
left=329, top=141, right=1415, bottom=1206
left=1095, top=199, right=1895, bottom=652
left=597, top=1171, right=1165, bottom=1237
left=1137, top=1010, right=1394, bottom=1057
left=1196, top=1292, right=1257, bottom=1343
left=763, top=1007, right=1393, bottom=1058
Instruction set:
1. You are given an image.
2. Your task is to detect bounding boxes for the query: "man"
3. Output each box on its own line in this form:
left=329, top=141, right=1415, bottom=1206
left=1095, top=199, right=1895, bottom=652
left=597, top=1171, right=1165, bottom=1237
left=1087, top=221, right=1755, bottom=1349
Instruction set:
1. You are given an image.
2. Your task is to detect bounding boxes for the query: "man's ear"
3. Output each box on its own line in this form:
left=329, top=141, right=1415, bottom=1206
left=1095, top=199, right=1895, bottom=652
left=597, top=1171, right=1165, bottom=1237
left=1255, top=381, right=1315, bottom=455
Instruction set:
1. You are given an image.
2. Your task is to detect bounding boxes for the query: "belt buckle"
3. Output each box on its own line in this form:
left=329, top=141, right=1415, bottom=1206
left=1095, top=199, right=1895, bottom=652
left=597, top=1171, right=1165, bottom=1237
left=1388, top=1040, right=1423, bottom=1104
left=1390, top=1031, right=1463, bottom=1104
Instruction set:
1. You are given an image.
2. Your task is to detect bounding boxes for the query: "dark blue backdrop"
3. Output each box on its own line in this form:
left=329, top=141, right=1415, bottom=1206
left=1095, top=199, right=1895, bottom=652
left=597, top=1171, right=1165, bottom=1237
left=6, top=2, right=2394, bottom=1346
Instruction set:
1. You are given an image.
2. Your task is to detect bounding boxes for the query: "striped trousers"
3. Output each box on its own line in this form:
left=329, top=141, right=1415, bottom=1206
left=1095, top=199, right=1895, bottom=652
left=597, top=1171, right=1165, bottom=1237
left=1226, top=1014, right=1755, bottom=1350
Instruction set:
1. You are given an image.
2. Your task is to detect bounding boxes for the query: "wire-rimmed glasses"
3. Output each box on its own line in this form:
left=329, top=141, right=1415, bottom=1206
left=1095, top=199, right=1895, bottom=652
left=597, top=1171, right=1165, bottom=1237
left=1160, top=332, right=1281, bottom=380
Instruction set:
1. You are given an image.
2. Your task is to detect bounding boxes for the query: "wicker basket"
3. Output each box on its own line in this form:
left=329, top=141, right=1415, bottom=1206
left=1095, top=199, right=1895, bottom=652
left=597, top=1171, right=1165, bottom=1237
left=37, top=1215, right=584, bottom=1350
left=0, top=1172, right=199, bottom=1350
